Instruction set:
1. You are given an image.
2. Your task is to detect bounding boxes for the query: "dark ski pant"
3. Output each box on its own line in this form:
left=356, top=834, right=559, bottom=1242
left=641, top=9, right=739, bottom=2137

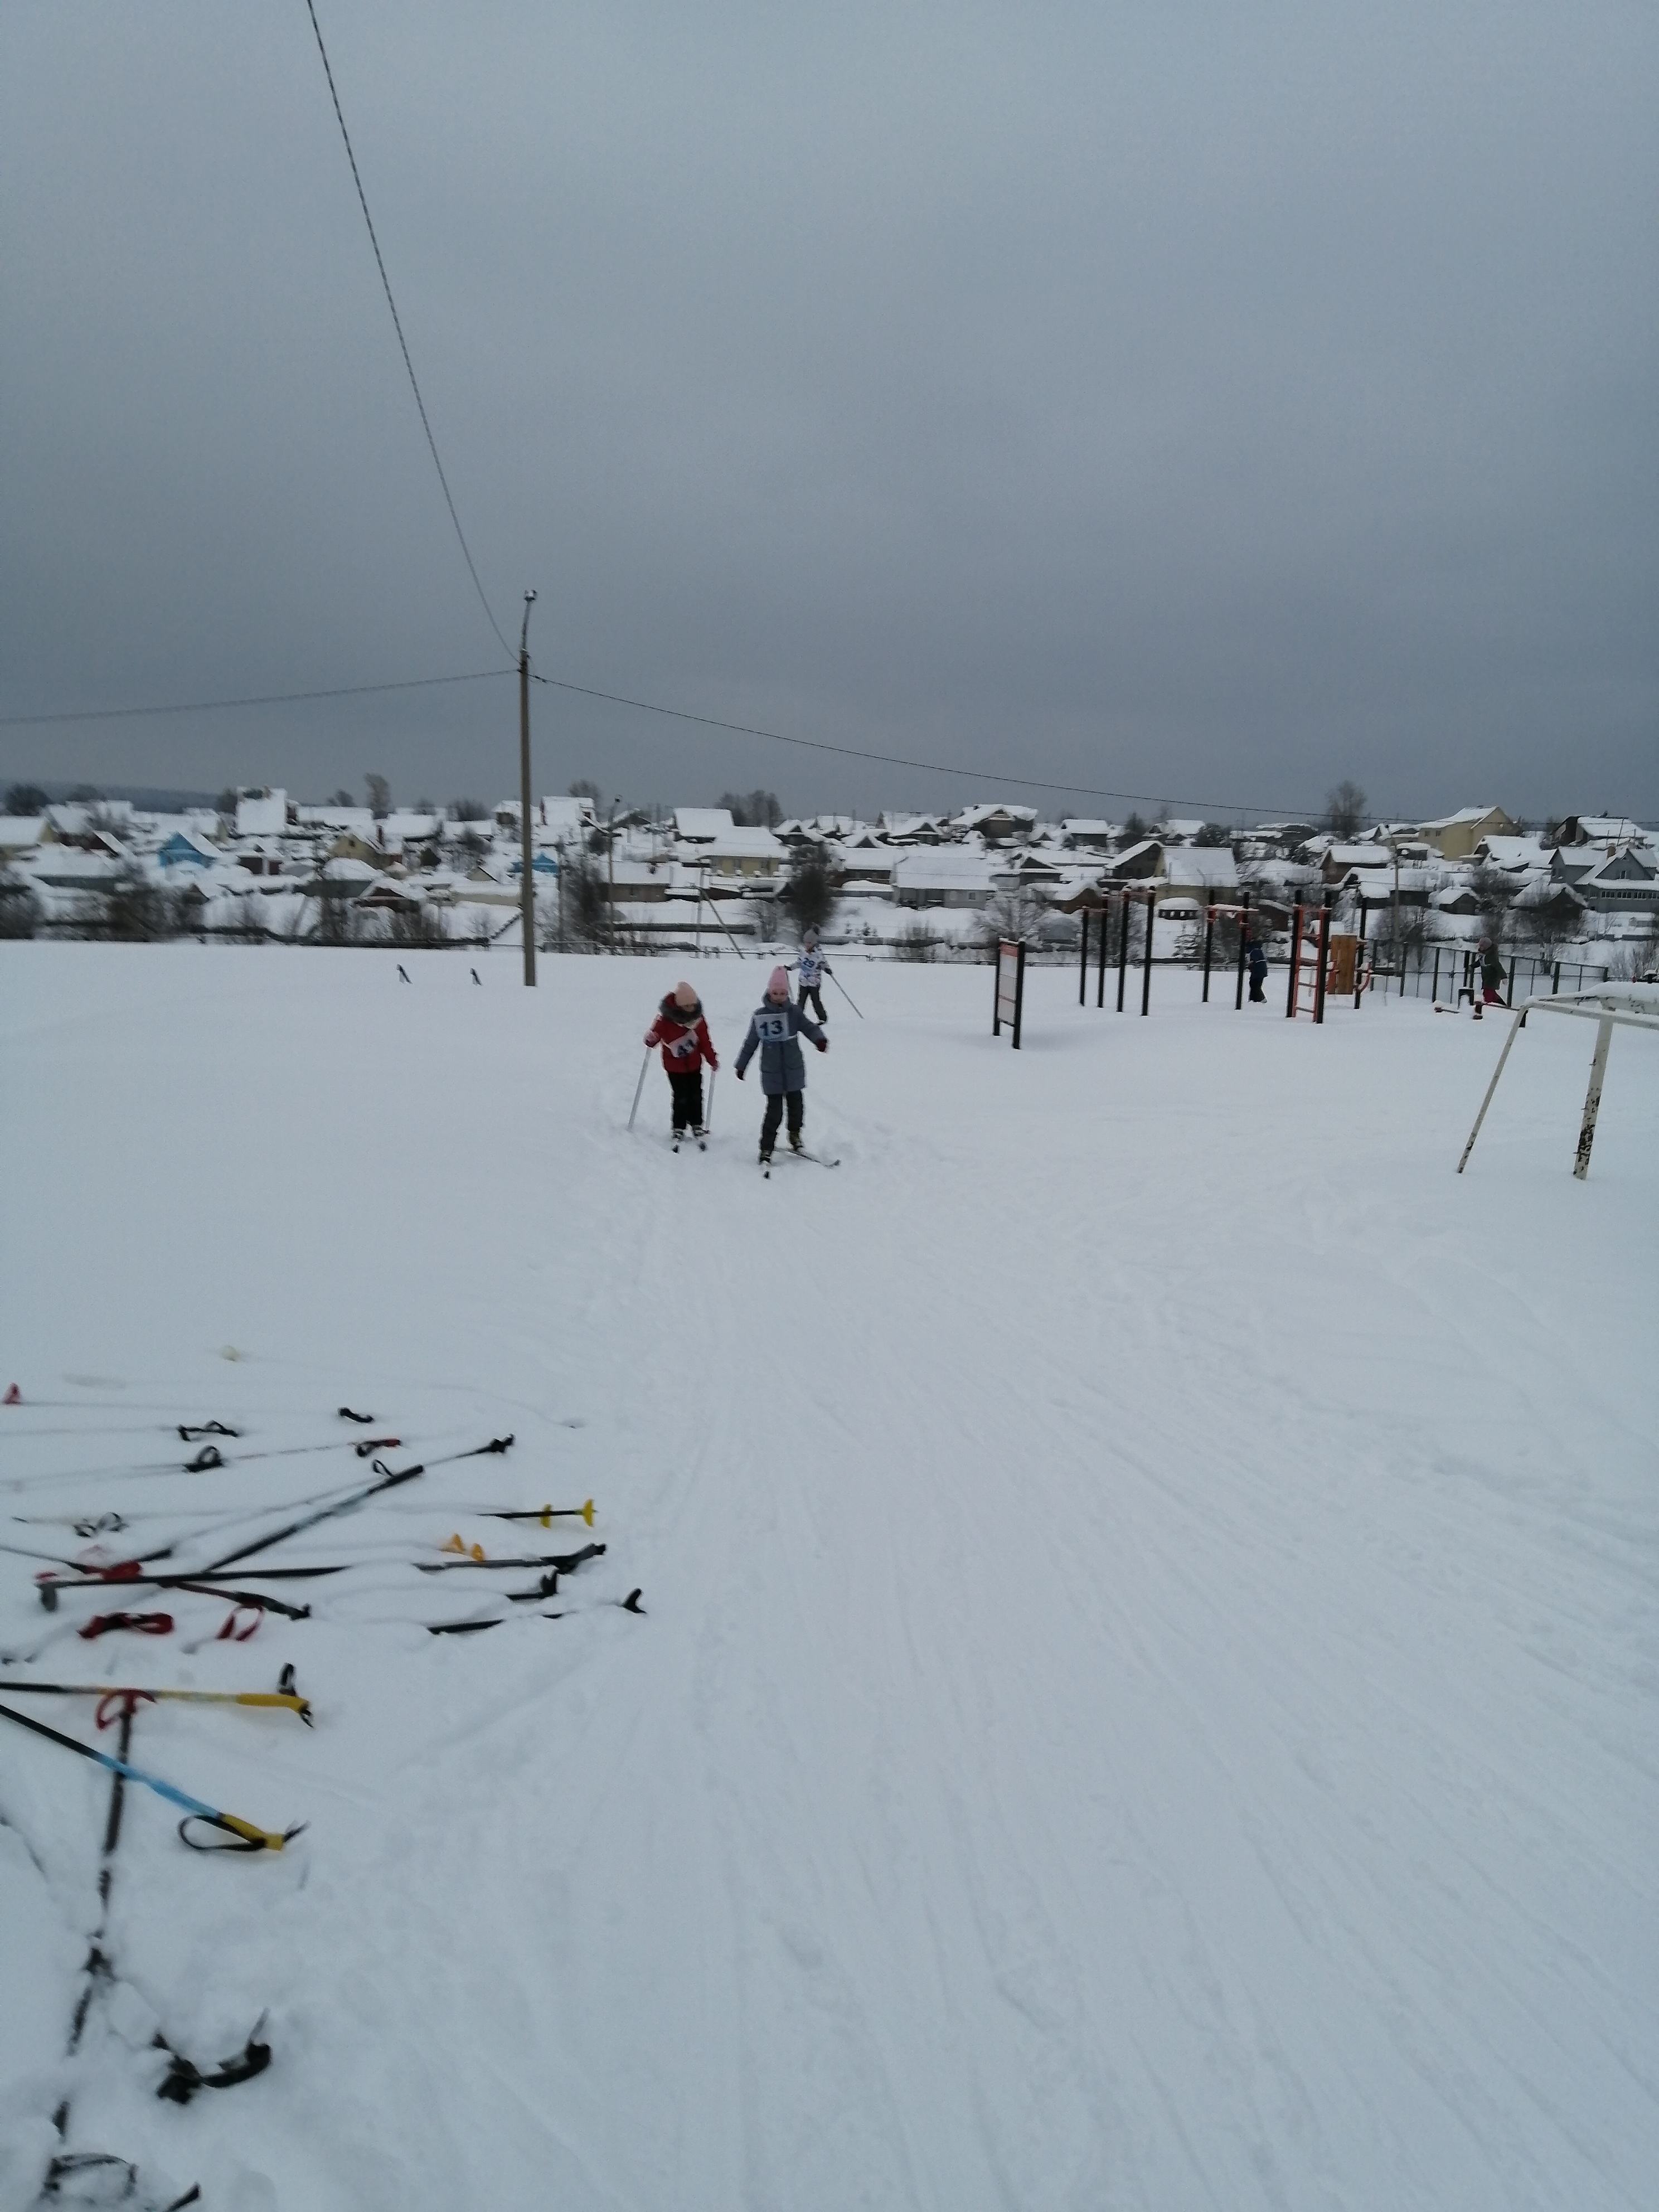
left=1248, top=974, right=1267, bottom=1002
left=760, top=1090, right=803, bottom=1153
left=668, top=1069, right=704, bottom=1131
left=798, top=984, right=827, bottom=1021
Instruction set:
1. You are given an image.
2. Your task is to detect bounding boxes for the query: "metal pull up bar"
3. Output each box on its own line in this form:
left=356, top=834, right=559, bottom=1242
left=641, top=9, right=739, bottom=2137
left=1457, top=984, right=1659, bottom=1180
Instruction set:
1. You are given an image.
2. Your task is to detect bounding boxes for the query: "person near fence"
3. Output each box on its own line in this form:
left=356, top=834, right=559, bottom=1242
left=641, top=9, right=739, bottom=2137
left=735, top=966, right=827, bottom=1164
left=644, top=981, right=718, bottom=1138
left=1476, top=936, right=1506, bottom=1016
left=794, top=929, right=831, bottom=1021
left=1246, top=932, right=1269, bottom=1003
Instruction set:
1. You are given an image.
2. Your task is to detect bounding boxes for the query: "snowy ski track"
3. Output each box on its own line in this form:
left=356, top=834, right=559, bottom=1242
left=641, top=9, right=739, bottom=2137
left=1, top=942, right=1655, bottom=2211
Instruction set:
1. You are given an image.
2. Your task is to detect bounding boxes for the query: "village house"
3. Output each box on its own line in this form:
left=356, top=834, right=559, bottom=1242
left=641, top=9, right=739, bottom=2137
left=1401, top=806, right=1519, bottom=861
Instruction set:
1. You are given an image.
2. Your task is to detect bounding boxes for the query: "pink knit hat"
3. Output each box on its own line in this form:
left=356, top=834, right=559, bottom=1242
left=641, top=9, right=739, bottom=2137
left=767, top=966, right=790, bottom=999
left=673, top=979, right=698, bottom=1009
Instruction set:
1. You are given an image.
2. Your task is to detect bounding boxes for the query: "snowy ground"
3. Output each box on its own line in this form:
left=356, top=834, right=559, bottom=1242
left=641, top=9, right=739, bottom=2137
left=1, top=942, right=1656, bottom=2212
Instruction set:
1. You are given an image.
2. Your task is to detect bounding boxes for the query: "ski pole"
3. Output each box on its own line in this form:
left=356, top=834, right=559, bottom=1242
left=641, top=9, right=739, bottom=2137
left=479, top=1500, right=595, bottom=1526
left=0, top=1700, right=304, bottom=1852
left=705, top=1066, right=717, bottom=1132
left=0, top=1676, right=313, bottom=1725
left=827, top=967, right=864, bottom=1018
left=627, top=1046, right=651, bottom=1131
left=426, top=1588, right=644, bottom=1635
left=419, top=1541, right=606, bottom=1576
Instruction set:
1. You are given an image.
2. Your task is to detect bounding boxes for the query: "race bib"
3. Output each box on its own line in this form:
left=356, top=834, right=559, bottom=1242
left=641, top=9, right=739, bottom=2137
left=754, top=1011, right=792, bottom=1045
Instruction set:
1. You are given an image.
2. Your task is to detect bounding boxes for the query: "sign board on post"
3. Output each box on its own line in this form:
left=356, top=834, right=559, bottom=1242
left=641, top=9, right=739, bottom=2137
left=992, top=938, right=1026, bottom=1047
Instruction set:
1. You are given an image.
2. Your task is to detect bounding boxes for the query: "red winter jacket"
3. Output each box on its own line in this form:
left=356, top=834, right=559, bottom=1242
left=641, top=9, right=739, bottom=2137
left=644, top=999, right=719, bottom=1075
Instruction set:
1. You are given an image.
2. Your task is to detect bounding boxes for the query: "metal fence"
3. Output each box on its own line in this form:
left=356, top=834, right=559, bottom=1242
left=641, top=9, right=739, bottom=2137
left=1365, top=948, right=1612, bottom=1006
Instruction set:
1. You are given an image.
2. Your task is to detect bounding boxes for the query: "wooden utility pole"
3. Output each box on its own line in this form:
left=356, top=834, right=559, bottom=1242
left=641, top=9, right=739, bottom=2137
left=518, top=590, right=537, bottom=986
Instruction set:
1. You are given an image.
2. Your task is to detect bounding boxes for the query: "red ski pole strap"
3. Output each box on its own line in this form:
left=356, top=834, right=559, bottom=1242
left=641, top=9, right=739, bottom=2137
left=80, top=1611, right=174, bottom=1641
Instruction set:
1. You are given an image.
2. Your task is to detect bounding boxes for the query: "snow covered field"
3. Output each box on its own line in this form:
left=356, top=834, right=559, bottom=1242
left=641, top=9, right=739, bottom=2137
left=2, top=942, right=1656, bottom=2212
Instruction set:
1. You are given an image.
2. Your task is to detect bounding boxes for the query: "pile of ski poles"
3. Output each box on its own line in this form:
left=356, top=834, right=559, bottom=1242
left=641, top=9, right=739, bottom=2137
left=0, top=1386, right=645, bottom=2207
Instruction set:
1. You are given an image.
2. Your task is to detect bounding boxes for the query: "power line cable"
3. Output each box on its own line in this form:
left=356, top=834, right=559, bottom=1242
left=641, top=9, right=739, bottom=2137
left=302, top=0, right=513, bottom=663
left=530, top=672, right=1320, bottom=820
left=0, top=670, right=509, bottom=730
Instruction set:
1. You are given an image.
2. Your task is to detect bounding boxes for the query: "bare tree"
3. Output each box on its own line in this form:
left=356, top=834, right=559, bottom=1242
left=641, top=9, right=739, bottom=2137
left=449, top=797, right=488, bottom=821
left=1326, top=781, right=1369, bottom=838
left=0, top=867, right=41, bottom=938
left=720, top=788, right=784, bottom=828
left=94, top=868, right=188, bottom=942
left=364, top=773, right=391, bottom=818
left=1469, top=861, right=1520, bottom=943
left=980, top=884, right=1050, bottom=952
left=544, top=851, right=609, bottom=952
left=4, top=783, right=49, bottom=815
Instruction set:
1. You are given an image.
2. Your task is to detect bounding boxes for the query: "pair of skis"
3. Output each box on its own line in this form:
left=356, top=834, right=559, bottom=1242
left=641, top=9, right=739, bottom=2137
left=759, top=1147, right=840, bottom=1178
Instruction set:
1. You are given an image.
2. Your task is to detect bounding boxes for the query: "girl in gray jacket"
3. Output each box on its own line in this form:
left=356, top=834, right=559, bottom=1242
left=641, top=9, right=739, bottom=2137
left=735, top=966, right=827, bottom=1163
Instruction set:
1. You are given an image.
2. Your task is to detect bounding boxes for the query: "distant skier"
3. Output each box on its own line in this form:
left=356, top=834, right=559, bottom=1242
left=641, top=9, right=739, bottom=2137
left=1246, top=932, right=1268, bottom=1003
left=735, top=966, right=827, bottom=1165
left=794, top=928, right=831, bottom=1021
left=1477, top=936, right=1506, bottom=1012
left=644, top=981, right=718, bottom=1144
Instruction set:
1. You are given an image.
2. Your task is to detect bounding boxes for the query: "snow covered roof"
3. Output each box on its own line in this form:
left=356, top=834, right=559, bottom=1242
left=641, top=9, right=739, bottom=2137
left=1164, top=847, right=1240, bottom=886
left=950, top=803, right=1038, bottom=831
left=891, top=851, right=997, bottom=888
left=1473, top=837, right=1549, bottom=871
left=539, top=797, right=596, bottom=836
left=674, top=808, right=735, bottom=842
left=235, top=788, right=288, bottom=837
left=678, top=825, right=784, bottom=861
left=0, top=815, right=44, bottom=852
left=295, top=806, right=375, bottom=832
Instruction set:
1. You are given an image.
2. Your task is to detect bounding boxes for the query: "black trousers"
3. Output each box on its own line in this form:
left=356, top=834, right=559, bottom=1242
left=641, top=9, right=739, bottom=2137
left=798, top=983, right=827, bottom=1021
left=668, top=1069, right=704, bottom=1130
left=1248, top=975, right=1266, bottom=1002
left=760, top=1090, right=803, bottom=1151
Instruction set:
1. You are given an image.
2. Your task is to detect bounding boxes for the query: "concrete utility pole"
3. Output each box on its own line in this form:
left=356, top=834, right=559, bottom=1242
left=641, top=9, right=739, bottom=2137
left=518, top=590, right=537, bottom=987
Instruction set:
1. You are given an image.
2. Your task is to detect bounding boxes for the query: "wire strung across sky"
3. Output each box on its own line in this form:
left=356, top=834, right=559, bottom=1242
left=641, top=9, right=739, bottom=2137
left=527, top=671, right=1320, bottom=819
left=1, top=659, right=1321, bottom=821
left=302, top=0, right=513, bottom=666
left=0, top=671, right=510, bottom=730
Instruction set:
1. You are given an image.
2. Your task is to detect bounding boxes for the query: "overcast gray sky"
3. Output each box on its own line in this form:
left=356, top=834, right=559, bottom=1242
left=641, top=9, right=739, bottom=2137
left=3, top=0, right=1655, bottom=823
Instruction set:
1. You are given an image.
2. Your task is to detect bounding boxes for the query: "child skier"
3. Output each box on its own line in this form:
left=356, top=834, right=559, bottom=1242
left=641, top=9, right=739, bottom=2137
left=644, top=981, right=718, bottom=1144
left=734, top=965, right=827, bottom=1164
left=794, top=928, right=831, bottom=1021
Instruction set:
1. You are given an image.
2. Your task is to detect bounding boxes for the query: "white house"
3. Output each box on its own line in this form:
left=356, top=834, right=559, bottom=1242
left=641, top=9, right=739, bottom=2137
left=892, top=850, right=997, bottom=909
left=235, top=788, right=288, bottom=837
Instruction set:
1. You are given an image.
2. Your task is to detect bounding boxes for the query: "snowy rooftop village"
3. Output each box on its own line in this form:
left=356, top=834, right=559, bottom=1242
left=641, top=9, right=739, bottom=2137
left=3, top=789, right=1656, bottom=981
left=3, top=4, right=1657, bottom=2210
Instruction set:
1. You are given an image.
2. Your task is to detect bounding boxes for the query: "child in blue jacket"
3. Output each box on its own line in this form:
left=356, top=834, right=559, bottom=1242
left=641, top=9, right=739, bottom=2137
left=735, top=966, right=827, bottom=1163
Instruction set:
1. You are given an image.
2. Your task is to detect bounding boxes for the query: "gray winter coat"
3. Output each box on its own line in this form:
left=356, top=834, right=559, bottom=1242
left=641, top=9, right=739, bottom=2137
left=735, top=1000, right=826, bottom=1094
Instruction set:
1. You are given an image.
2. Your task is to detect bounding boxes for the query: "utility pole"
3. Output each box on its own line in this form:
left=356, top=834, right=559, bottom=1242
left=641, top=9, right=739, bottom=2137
left=518, top=591, right=537, bottom=986
left=607, top=797, right=620, bottom=952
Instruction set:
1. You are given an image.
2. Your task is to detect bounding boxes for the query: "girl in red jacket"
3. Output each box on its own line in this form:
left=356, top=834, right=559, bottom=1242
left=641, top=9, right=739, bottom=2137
left=644, top=980, right=719, bottom=1143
